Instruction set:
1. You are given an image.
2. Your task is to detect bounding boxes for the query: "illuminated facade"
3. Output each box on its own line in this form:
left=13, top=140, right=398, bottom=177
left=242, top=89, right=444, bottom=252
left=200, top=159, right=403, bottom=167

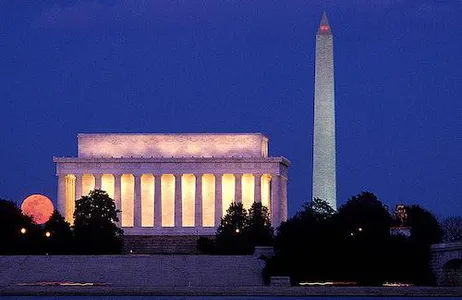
left=312, top=12, right=337, bottom=209
left=54, top=133, right=289, bottom=235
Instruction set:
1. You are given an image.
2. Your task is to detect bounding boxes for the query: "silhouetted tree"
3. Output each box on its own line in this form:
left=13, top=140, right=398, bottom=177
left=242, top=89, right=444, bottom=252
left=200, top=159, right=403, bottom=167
left=265, top=198, right=337, bottom=284
left=43, top=210, right=73, bottom=254
left=264, top=191, right=450, bottom=286
left=215, top=202, right=250, bottom=254
left=264, top=192, right=453, bottom=286
left=406, top=205, right=442, bottom=245
left=306, top=197, right=337, bottom=219
left=379, top=204, right=443, bottom=285
left=400, top=205, right=443, bottom=285
left=246, top=202, right=273, bottom=247
left=441, top=216, right=462, bottom=243
left=336, top=192, right=391, bottom=240
left=0, top=199, right=40, bottom=254
left=203, top=202, right=273, bottom=254
left=73, top=189, right=123, bottom=254
left=334, top=192, right=392, bottom=285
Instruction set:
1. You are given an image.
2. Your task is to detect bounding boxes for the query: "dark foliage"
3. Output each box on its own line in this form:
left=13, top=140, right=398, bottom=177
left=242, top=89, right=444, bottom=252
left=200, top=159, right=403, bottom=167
left=334, top=192, right=392, bottom=285
left=336, top=192, right=391, bottom=240
left=267, top=198, right=337, bottom=284
left=0, top=199, right=41, bottom=254
left=406, top=205, right=442, bottom=245
left=43, top=210, right=73, bottom=254
left=215, top=202, right=273, bottom=254
left=270, top=193, right=392, bottom=285
left=73, top=189, right=124, bottom=254
left=398, top=205, right=443, bottom=285
left=265, top=192, right=448, bottom=286
left=246, top=202, right=274, bottom=246
left=215, top=202, right=251, bottom=254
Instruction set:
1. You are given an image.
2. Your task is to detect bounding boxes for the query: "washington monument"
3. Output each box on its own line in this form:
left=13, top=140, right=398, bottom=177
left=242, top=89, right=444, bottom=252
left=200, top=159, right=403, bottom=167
left=312, top=12, right=337, bottom=209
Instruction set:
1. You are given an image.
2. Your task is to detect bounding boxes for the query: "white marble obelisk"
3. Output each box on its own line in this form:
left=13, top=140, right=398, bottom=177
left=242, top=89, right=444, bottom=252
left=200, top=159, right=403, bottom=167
left=312, top=12, right=337, bottom=209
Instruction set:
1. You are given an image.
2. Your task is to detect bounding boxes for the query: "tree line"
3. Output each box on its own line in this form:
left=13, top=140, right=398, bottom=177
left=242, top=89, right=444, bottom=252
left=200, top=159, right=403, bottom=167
left=263, top=193, right=446, bottom=285
left=1, top=189, right=460, bottom=285
left=206, top=192, right=460, bottom=285
left=0, top=189, right=123, bottom=254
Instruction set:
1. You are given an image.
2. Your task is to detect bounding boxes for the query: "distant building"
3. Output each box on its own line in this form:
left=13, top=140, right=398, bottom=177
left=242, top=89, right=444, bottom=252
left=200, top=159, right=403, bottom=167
left=54, top=133, right=289, bottom=237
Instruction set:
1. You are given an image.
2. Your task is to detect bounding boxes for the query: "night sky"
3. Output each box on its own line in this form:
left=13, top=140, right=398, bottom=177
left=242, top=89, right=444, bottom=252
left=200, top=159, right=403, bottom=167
left=1, top=1, right=461, bottom=219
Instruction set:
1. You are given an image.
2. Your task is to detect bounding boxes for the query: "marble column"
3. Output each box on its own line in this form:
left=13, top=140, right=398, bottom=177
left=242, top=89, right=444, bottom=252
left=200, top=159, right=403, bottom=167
left=114, top=174, right=122, bottom=226
left=70, top=176, right=76, bottom=222
left=154, top=174, right=162, bottom=228
left=195, top=174, right=203, bottom=227
left=280, top=176, right=288, bottom=222
left=214, top=174, right=223, bottom=227
left=254, top=173, right=262, bottom=203
left=57, top=175, right=66, bottom=220
left=94, top=173, right=102, bottom=190
left=174, top=174, right=183, bottom=228
left=134, top=174, right=142, bottom=228
left=234, top=173, right=242, bottom=203
left=74, top=174, right=82, bottom=201
left=270, top=175, right=280, bottom=227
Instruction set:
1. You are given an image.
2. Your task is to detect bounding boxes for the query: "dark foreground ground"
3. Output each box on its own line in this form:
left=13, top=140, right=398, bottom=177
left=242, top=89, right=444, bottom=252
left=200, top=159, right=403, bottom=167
left=1, top=286, right=462, bottom=297
left=1, top=256, right=460, bottom=297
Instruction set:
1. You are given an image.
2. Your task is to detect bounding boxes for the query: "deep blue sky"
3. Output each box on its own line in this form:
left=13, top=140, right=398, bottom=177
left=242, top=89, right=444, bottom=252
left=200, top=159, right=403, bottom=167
left=1, top=1, right=461, bottom=219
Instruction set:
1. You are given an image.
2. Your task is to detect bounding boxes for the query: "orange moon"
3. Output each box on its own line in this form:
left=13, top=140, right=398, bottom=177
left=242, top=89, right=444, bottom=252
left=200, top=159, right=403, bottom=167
left=21, top=194, right=54, bottom=224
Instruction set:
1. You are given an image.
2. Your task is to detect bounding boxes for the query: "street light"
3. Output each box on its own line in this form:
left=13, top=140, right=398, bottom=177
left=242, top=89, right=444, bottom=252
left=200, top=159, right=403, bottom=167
left=20, top=228, right=27, bottom=234
left=45, top=231, right=51, bottom=238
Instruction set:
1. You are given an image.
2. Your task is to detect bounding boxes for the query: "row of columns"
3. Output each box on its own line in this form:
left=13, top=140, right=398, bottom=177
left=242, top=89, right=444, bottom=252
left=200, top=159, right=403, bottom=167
left=59, top=172, right=284, bottom=228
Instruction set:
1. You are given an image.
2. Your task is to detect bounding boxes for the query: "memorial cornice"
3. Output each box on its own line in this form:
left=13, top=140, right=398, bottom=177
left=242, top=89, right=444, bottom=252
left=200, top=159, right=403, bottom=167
left=53, top=156, right=291, bottom=166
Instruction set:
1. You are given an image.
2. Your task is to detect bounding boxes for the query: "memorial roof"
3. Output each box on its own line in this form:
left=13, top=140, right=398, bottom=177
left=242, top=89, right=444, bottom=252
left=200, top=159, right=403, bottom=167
left=77, top=133, right=270, bottom=159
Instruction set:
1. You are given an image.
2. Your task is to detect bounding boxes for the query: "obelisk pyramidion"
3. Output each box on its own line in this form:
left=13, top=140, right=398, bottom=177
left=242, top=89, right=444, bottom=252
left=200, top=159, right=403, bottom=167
left=312, top=12, right=337, bottom=209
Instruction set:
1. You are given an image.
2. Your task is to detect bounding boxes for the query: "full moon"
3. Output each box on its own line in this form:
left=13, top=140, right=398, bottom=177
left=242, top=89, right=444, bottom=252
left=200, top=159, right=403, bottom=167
left=21, top=194, right=54, bottom=225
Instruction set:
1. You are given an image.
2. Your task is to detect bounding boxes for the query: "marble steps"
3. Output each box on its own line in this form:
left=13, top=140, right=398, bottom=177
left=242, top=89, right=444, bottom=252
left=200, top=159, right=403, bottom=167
left=123, top=235, right=208, bottom=254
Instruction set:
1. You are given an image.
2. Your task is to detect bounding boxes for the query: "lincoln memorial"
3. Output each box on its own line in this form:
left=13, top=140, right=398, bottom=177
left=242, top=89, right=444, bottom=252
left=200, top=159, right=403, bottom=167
left=53, top=133, right=289, bottom=236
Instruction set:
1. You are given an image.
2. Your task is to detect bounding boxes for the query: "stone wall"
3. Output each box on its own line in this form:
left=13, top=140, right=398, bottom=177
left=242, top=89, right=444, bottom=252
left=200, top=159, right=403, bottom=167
left=0, top=255, right=265, bottom=287
left=431, top=242, right=462, bottom=286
